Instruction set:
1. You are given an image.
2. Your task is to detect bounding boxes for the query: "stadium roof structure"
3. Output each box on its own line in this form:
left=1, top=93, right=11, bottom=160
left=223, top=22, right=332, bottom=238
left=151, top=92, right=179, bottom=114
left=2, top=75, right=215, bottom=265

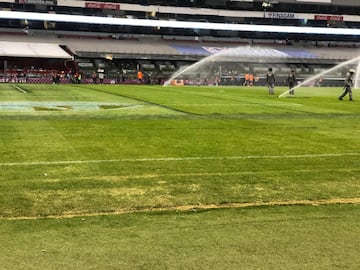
left=0, top=10, right=359, bottom=37
left=0, top=41, right=72, bottom=59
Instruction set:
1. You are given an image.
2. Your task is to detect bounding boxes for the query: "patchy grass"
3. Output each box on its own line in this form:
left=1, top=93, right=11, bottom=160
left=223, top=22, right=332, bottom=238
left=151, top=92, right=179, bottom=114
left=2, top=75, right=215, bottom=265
left=0, top=83, right=359, bottom=269
left=33, top=105, right=73, bottom=111
left=98, top=104, right=129, bottom=110
left=1, top=204, right=359, bottom=270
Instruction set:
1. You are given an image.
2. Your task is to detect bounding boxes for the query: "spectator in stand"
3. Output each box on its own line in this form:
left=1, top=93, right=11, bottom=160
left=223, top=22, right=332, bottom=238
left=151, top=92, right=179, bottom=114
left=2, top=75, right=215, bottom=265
left=73, top=73, right=78, bottom=84
left=116, top=71, right=122, bottom=84
left=122, top=69, right=127, bottom=82
left=56, top=72, right=61, bottom=84
left=77, top=72, right=82, bottom=84
left=98, top=69, right=105, bottom=84
left=92, top=71, right=97, bottom=84
left=52, top=72, right=57, bottom=84
left=52, top=71, right=60, bottom=84
left=230, top=75, right=235, bottom=85
left=215, top=76, right=220, bottom=86
left=203, top=77, right=208, bottom=86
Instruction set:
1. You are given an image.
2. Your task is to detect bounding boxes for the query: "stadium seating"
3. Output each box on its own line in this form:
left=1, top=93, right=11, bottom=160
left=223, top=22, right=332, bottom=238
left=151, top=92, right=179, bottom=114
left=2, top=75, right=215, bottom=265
left=0, top=0, right=359, bottom=84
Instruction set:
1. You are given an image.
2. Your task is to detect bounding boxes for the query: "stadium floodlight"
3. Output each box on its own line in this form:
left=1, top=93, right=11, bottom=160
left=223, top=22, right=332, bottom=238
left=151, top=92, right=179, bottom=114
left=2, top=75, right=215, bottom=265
left=0, top=10, right=360, bottom=36
left=262, top=1, right=272, bottom=8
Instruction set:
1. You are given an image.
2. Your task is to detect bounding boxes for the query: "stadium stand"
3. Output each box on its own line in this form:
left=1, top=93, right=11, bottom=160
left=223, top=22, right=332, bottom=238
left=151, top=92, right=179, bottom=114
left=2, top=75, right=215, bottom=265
left=0, top=0, right=359, bottom=84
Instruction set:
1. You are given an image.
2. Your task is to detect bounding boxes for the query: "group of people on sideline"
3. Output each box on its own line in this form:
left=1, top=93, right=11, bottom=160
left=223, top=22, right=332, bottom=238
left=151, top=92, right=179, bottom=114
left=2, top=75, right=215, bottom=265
left=46, top=65, right=360, bottom=100
left=265, top=67, right=355, bottom=100
left=243, top=73, right=256, bottom=86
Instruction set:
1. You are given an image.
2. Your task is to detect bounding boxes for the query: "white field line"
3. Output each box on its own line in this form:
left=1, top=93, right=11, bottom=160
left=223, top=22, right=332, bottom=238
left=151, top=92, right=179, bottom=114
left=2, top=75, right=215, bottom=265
left=12, top=84, right=27, bottom=93
left=1, top=152, right=359, bottom=167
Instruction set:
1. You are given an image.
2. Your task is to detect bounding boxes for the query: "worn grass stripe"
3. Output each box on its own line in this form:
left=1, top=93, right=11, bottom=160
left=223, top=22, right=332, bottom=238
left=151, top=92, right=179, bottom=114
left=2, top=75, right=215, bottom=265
left=0, top=152, right=359, bottom=166
left=1, top=197, right=359, bottom=221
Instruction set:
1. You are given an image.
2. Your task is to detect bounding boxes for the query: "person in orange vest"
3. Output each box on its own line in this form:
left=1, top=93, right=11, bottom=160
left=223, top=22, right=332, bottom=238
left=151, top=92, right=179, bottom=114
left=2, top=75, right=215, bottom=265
left=137, top=70, right=143, bottom=83
left=249, top=73, right=254, bottom=86
left=243, top=73, right=250, bottom=86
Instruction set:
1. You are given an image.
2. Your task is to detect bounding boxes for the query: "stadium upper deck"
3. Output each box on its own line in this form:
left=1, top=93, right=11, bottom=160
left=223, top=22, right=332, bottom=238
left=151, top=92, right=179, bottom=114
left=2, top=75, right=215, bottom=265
left=0, top=0, right=359, bottom=42
left=0, top=28, right=358, bottom=61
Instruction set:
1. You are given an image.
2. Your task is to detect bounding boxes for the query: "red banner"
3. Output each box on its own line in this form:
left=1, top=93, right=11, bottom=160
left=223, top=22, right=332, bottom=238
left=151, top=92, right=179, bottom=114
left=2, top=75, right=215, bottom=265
left=85, top=2, right=120, bottom=10
left=314, top=15, right=343, bottom=21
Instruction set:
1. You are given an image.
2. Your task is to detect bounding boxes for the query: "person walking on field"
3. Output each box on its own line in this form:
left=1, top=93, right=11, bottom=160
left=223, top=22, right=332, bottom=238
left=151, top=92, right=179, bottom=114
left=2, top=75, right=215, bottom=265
left=287, top=68, right=296, bottom=95
left=266, top=67, right=276, bottom=95
left=339, top=69, right=355, bottom=101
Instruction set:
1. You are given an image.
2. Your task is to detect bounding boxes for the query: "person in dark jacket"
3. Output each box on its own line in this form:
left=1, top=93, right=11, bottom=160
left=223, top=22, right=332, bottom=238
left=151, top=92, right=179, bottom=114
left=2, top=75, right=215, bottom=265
left=266, top=68, right=276, bottom=95
left=287, top=68, right=296, bottom=95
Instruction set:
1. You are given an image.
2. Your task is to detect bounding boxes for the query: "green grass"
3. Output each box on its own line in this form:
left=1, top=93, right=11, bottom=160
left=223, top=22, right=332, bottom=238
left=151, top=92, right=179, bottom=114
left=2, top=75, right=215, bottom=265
left=0, top=83, right=360, bottom=269
left=1, top=205, right=359, bottom=270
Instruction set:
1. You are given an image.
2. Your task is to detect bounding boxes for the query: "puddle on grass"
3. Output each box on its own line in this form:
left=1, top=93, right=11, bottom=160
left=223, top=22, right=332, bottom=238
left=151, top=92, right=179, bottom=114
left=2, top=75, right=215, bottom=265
left=0, top=102, right=142, bottom=112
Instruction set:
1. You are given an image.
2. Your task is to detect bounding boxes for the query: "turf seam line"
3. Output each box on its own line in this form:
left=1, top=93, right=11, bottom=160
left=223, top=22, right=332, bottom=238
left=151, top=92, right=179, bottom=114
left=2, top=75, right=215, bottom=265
left=0, top=152, right=359, bottom=166
left=1, top=197, right=359, bottom=221
left=168, top=88, right=313, bottom=115
left=80, top=85, right=197, bottom=116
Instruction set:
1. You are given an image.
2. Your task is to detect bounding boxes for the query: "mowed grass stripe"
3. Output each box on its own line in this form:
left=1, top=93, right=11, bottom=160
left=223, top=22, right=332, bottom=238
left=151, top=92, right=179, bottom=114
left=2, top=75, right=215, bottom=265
left=1, top=152, right=359, bottom=166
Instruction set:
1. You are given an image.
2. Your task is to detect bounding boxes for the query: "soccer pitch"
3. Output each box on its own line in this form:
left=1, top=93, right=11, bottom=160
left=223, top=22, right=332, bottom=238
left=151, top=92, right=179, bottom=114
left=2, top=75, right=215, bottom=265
left=0, top=83, right=360, bottom=269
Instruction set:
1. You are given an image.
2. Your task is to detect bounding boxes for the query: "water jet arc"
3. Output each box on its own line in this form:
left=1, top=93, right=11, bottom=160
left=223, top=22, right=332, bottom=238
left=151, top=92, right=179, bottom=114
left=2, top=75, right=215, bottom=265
left=278, top=55, right=360, bottom=98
